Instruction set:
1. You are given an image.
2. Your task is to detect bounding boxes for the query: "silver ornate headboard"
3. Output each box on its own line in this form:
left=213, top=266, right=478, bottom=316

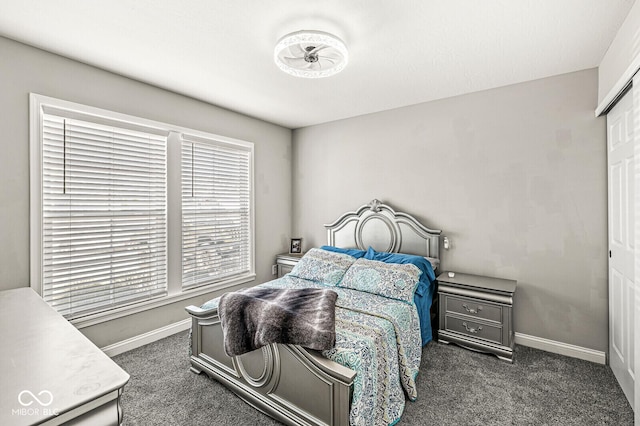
left=324, top=199, right=442, bottom=259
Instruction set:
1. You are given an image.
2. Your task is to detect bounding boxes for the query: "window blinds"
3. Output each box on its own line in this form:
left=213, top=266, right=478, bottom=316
left=41, top=114, right=168, bottom=317
left=181, top=138, right=252, bottom=289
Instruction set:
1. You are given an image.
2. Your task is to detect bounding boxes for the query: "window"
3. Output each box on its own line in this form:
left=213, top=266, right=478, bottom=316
left=30, top=94, right=255, bottom=323
left=39, top=114, right=167, bottom=317
left=181, top=136, right=252, bottom=289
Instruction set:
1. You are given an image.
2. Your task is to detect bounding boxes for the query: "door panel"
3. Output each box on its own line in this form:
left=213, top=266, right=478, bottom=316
left=627, top=277, right=635, bottom=377
left=611, top=162, right=623, bottom=245
left=608, top=89, right=635, bottom=408
left=611, top=268, right=624, bottom=360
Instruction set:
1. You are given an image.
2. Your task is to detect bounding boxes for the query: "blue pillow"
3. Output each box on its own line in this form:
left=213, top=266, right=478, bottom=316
left=320, top=245, right=368, bottom=259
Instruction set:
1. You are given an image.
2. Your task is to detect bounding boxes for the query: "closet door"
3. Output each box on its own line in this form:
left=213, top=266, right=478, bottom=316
left=608, top=88, right=635, bottom=409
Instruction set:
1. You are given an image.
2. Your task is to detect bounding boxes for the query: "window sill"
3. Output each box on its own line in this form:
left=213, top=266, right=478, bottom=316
left=70, top=273, right=256, bottom=329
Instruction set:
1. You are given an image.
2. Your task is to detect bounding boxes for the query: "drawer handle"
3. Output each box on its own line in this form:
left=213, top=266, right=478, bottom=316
left=462, top=303, right=482, bottom=315
left=462, top=322, right=482, bottom=334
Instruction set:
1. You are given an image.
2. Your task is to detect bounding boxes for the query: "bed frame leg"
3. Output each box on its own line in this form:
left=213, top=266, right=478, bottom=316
left=190, top=366, right=203, bottom=375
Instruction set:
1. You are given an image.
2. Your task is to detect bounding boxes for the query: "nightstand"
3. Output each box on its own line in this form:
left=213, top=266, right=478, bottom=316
left=275, top=253, right=305, bottom=278
left=437, top=271, right=516, bottom=362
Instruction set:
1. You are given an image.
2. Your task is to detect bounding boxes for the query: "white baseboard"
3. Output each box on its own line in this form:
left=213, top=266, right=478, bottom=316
left=99, top=320, right=607, bottom=365
left=515, top=332, right=606, bottom=365
left=101, top=318, right=191, bottom=357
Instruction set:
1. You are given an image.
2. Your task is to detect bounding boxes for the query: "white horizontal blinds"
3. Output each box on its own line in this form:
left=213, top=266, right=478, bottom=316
left=41, top=114, right=168, bottom=317
left=182, top=138, right=251, bottom=288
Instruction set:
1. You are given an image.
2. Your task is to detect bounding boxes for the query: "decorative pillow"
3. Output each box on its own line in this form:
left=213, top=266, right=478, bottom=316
left=339, top=258, right=421, bottom=304
left=289, top=248, right=356, bottom=286
left=366, top=250, right=436, bottom=282
left=361, top=249, right=438, bottom=345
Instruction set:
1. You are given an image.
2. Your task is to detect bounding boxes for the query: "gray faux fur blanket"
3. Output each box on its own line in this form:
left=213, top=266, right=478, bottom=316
left=218, top=286, right=338, bottom=357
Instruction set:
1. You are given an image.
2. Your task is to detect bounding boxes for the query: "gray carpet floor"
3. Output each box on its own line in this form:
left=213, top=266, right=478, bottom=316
left=113, top=331, right=633, bottom=425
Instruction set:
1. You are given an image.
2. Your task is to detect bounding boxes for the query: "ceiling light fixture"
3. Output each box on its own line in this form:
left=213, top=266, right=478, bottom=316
left=274, top=30, right=348, bottom=78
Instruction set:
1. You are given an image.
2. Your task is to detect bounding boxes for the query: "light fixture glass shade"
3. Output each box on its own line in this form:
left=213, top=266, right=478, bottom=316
left=274, top=30, right=348, bottom=78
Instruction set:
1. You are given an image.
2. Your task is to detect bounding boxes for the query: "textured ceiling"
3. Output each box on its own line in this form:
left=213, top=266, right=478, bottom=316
left=0, top=0, right=635, bottom=129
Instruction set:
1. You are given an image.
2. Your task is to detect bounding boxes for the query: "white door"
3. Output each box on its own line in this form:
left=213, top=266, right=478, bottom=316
left=608, top=89, right=635, bottom=409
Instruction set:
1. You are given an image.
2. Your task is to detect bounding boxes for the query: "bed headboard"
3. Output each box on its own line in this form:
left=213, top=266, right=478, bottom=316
left=324, top=199, right=442, bottom=259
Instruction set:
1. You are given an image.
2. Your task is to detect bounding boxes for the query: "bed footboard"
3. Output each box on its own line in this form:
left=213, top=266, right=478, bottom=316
left=185, top=304, right=356, bottom=426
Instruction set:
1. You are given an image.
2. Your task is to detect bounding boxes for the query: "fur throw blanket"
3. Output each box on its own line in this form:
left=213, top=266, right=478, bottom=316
left=218, top=287, right=338, bottom=357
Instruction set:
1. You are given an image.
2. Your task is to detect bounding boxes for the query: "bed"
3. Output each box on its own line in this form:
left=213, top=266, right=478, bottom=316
left=185, top=199, right=442, bottom=426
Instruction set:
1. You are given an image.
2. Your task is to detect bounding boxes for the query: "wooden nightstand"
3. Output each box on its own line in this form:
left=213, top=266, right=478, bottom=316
left=437, top=271, right=516, bottom=362
left=275, top=253, right=305, bottom=278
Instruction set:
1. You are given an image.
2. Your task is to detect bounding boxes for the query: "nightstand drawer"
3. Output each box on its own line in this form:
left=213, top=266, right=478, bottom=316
left=444, top=295, right=502, bottom=323
left=444, top=315, right=502, bottom=345
left=279, top=264, right=294, bottom=276
left=276, top=253, right=304, bottom=278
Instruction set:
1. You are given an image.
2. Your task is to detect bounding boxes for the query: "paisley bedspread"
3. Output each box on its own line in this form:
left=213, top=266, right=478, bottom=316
left=202, top=275, right=422, bottom=426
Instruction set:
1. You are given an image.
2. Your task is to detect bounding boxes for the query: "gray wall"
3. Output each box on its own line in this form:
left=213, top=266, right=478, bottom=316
left=0, top=36, right=292, bottom=348
left=292, top=68, right=608, bottom=352
left=0, top=34, right=609, bottom=352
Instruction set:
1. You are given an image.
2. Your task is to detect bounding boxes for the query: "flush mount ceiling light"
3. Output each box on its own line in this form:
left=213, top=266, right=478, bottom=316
left=274, top=30, right=348, bottom=78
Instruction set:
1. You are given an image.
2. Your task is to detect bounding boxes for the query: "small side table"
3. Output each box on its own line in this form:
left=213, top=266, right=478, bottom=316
left=275, top=253, right=304, bottom=278
left=437, top=271, right=517, bottom=362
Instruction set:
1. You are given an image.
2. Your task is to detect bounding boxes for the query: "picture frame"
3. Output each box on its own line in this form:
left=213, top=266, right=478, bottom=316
left=289, top=238, right=303, bottom=254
